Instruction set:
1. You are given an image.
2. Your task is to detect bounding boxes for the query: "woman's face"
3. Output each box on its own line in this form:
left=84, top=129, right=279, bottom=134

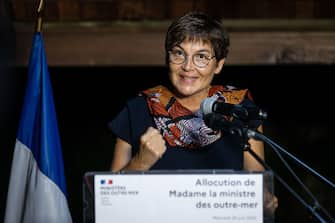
left=168, top=40, right=225, bottom=99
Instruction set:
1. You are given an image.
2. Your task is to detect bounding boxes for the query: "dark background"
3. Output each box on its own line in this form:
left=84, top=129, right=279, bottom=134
left=1, top=65, right=335, bottom=222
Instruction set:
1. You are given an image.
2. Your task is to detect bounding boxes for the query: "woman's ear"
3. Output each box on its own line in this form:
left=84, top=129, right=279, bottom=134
left=214, top=58, right=225, bottom=74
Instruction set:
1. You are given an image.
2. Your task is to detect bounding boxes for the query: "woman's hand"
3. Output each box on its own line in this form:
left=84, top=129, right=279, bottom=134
left=134, top=127, right=167, bottom=170
left=264, top=191, right=279, bottom=216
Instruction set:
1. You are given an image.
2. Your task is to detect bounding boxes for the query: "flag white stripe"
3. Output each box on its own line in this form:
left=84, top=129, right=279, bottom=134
left=5, top=140, right=72, bottom=223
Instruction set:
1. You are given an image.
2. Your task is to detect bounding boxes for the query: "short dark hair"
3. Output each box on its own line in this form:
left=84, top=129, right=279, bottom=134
left=165, top=11, right=230, bottom=64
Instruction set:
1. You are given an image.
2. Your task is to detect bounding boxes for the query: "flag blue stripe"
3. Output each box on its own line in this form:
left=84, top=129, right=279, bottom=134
left=17, top=33, right=67, bottom=196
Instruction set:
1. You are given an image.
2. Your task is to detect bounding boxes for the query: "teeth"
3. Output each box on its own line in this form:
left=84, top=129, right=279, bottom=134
left=182, top=76, right=196, bottom=79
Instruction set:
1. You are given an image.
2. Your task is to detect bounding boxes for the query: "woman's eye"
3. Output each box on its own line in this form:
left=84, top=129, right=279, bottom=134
left=174, top=50, right=184, bottom=56
left=197, top=54, right=208, bottom=60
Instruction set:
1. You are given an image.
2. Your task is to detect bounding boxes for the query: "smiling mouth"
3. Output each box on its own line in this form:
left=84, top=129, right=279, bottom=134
left=180, top=74, right=198, bottom=80
left=179, top=75, right=198, bottom=84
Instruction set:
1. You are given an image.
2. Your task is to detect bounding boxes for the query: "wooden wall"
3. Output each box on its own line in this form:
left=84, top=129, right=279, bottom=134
left=9, top=0, right=335, bottom=65
left=10, top=0, right=335, bottom=21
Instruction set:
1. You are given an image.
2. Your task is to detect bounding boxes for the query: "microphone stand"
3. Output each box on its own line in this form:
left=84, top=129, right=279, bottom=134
left=248, top=130, right=335, bottom=190
left=227, top=125, right=335, bottom=223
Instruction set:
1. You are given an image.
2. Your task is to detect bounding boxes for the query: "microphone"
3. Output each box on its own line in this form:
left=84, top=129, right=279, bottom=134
left=200, top=97, right=267, bottom=122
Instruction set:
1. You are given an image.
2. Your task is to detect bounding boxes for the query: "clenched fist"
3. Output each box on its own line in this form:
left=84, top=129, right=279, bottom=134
left=134, top=127, right=167, bottom=169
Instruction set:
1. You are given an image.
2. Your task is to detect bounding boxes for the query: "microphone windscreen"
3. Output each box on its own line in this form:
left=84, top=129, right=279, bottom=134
left=200, top=97, right=216, bottom=115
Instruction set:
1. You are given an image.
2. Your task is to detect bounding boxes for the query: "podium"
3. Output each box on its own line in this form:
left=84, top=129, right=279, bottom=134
left=83, top=170, right=275, bottom=223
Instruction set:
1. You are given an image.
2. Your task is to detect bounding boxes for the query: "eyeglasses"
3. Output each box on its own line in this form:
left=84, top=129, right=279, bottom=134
left=169, top=49, right=216, bottom=68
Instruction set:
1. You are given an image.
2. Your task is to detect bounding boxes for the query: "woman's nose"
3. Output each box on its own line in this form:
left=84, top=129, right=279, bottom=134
left=181, top=55, right=194, bottom=70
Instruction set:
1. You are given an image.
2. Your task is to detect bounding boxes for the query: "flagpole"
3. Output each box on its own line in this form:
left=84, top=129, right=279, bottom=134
left=36, top=0, right=44, bottom=32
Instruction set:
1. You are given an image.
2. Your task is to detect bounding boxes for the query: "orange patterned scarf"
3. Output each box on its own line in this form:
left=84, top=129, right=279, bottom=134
left=142, top=85, right=248, bottom=149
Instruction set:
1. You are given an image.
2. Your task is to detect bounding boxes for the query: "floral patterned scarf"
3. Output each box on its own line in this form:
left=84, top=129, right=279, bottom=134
left=141, top=85, right=248, bottom=149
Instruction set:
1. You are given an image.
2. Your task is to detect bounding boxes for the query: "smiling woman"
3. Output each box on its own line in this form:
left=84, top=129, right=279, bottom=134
left=109, top=11, right=265, bottom=174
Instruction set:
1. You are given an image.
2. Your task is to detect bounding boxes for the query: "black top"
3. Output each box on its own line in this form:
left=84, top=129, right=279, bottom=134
left=110, top=96, right=244, bottom=170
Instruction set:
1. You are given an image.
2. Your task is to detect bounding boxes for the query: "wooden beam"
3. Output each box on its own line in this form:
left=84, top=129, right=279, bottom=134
left=14, top=20, right=335, bottom=66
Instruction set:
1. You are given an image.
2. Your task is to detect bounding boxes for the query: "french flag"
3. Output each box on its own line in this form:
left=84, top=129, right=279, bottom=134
left=4, top=32, right=72, bottom=223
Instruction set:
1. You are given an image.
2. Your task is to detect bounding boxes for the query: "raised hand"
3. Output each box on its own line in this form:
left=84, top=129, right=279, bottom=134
left=134, top=127, right=167, bottom=169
